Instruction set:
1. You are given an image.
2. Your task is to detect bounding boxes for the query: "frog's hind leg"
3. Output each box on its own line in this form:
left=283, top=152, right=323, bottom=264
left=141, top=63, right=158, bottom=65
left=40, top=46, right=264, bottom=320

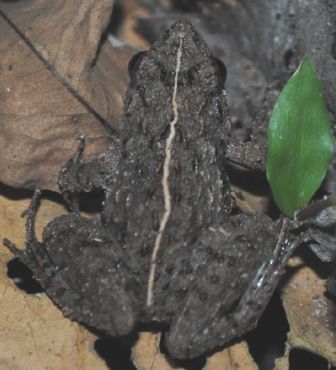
left=5, top=190, right=137, bottom=336
left=164, top=215, right=297, bottom=360
left=3, top=190, right=76, bottom=318
left=38, top=214, right=138, bottom=336
left=25, top=189, right=42, bottom=244
left=4, top=202, right=85, bottom=324
left=4, top=189, right=68, bottom=296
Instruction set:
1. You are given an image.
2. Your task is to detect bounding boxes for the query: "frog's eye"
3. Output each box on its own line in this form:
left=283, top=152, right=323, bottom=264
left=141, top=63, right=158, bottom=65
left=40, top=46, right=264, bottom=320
left=128, top=51, right=146, bottom=79
left=188, top=57, right=227, bottom=90
left=213, top=57, right=227, bottom=86
left=128, top=52, right=162, bottom=82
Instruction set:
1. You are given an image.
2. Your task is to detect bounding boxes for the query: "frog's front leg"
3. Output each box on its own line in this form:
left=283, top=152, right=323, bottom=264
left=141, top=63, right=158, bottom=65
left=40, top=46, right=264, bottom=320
left=163, top=215, right=296, bottom=359
left=224, top=91, right=270, bottom=172
left=225, top=138, right=265, bottom=171
left=58, top=135, right=85, bottom=212
left=58, top=135, right=121, bottom=212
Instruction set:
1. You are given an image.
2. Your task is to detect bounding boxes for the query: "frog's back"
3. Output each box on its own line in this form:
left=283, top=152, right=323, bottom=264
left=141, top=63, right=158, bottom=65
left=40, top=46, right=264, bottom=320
left=107, top=21, right=231, bottom=304
left=116, top=22, right=230, bottom=228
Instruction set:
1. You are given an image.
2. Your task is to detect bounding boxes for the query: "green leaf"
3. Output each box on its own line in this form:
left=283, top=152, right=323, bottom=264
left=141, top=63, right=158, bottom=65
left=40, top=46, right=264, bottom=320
left=266, top=57, right=334, bottom=217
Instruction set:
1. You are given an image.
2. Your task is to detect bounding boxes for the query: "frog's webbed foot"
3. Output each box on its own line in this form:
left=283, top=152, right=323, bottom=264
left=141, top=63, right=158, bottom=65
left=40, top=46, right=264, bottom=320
left=164, top=214, right=295, bottom=359
left=58, top=134, right=121, bottom=212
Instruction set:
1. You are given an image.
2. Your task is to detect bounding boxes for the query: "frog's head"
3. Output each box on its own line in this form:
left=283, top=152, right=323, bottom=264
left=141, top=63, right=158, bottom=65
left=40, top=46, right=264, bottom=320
left=150, top=20, right=211, bottom=73
left=128, top=20, right=226, bottom=90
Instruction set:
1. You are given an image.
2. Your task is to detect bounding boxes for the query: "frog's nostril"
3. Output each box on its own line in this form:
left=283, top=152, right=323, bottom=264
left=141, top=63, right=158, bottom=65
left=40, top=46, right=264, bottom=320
left=170, top=20, right=194, bottom=36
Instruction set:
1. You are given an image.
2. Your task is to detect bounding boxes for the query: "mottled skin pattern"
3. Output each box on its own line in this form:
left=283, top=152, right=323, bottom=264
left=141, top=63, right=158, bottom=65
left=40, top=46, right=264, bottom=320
left=108, top=21, right=232, bottom=308
left=4, top=21, right=297, bottom=359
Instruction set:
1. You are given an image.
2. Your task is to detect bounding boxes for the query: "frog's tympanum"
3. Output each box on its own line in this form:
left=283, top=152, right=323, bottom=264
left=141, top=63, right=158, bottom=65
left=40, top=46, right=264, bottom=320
left=5, top=21, right=296, bottom=359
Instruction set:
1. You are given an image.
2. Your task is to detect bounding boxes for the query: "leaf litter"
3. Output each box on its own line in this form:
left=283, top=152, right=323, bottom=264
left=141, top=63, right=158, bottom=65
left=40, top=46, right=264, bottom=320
left=1, top=0, right=336, bottom=369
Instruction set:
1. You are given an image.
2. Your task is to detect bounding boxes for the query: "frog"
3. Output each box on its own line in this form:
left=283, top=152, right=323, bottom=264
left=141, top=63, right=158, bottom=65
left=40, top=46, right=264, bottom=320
left=4, top=20, right=297, bottom=360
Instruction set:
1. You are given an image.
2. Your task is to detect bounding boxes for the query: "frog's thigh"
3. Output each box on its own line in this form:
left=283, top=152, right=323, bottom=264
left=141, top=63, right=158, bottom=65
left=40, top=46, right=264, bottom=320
left=164, top=214, right=276, bottom=359
left=38, top=214, right=137, bottom=336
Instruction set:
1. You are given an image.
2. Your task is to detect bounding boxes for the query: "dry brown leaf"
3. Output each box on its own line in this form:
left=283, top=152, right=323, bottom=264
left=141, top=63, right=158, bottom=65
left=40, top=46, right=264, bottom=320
left=132, top=332, right=181, bottom=370
left=231, top=185, right=269, bottom=215
left=280, top=256, right=336, bottom=366
left=116, top=0, right=151, bottom=49
left=0, top=0, right=135, bottom=191
left=273, top=354, right=289, bottom=370
left=273, top=341, right=290, bottom=370
left=204, top=341, right=258, bottom=370
left=0, top=193, right=108, bottom=369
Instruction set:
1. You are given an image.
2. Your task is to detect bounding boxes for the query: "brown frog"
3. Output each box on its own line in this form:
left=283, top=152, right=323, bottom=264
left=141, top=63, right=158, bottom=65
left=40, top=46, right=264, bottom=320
left=4, top=21, right=296, bottom=359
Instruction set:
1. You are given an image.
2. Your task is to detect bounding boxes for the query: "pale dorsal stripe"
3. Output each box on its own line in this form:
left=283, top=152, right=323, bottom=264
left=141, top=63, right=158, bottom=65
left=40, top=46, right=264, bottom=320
left=146, top=35, right=183, bottom=306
